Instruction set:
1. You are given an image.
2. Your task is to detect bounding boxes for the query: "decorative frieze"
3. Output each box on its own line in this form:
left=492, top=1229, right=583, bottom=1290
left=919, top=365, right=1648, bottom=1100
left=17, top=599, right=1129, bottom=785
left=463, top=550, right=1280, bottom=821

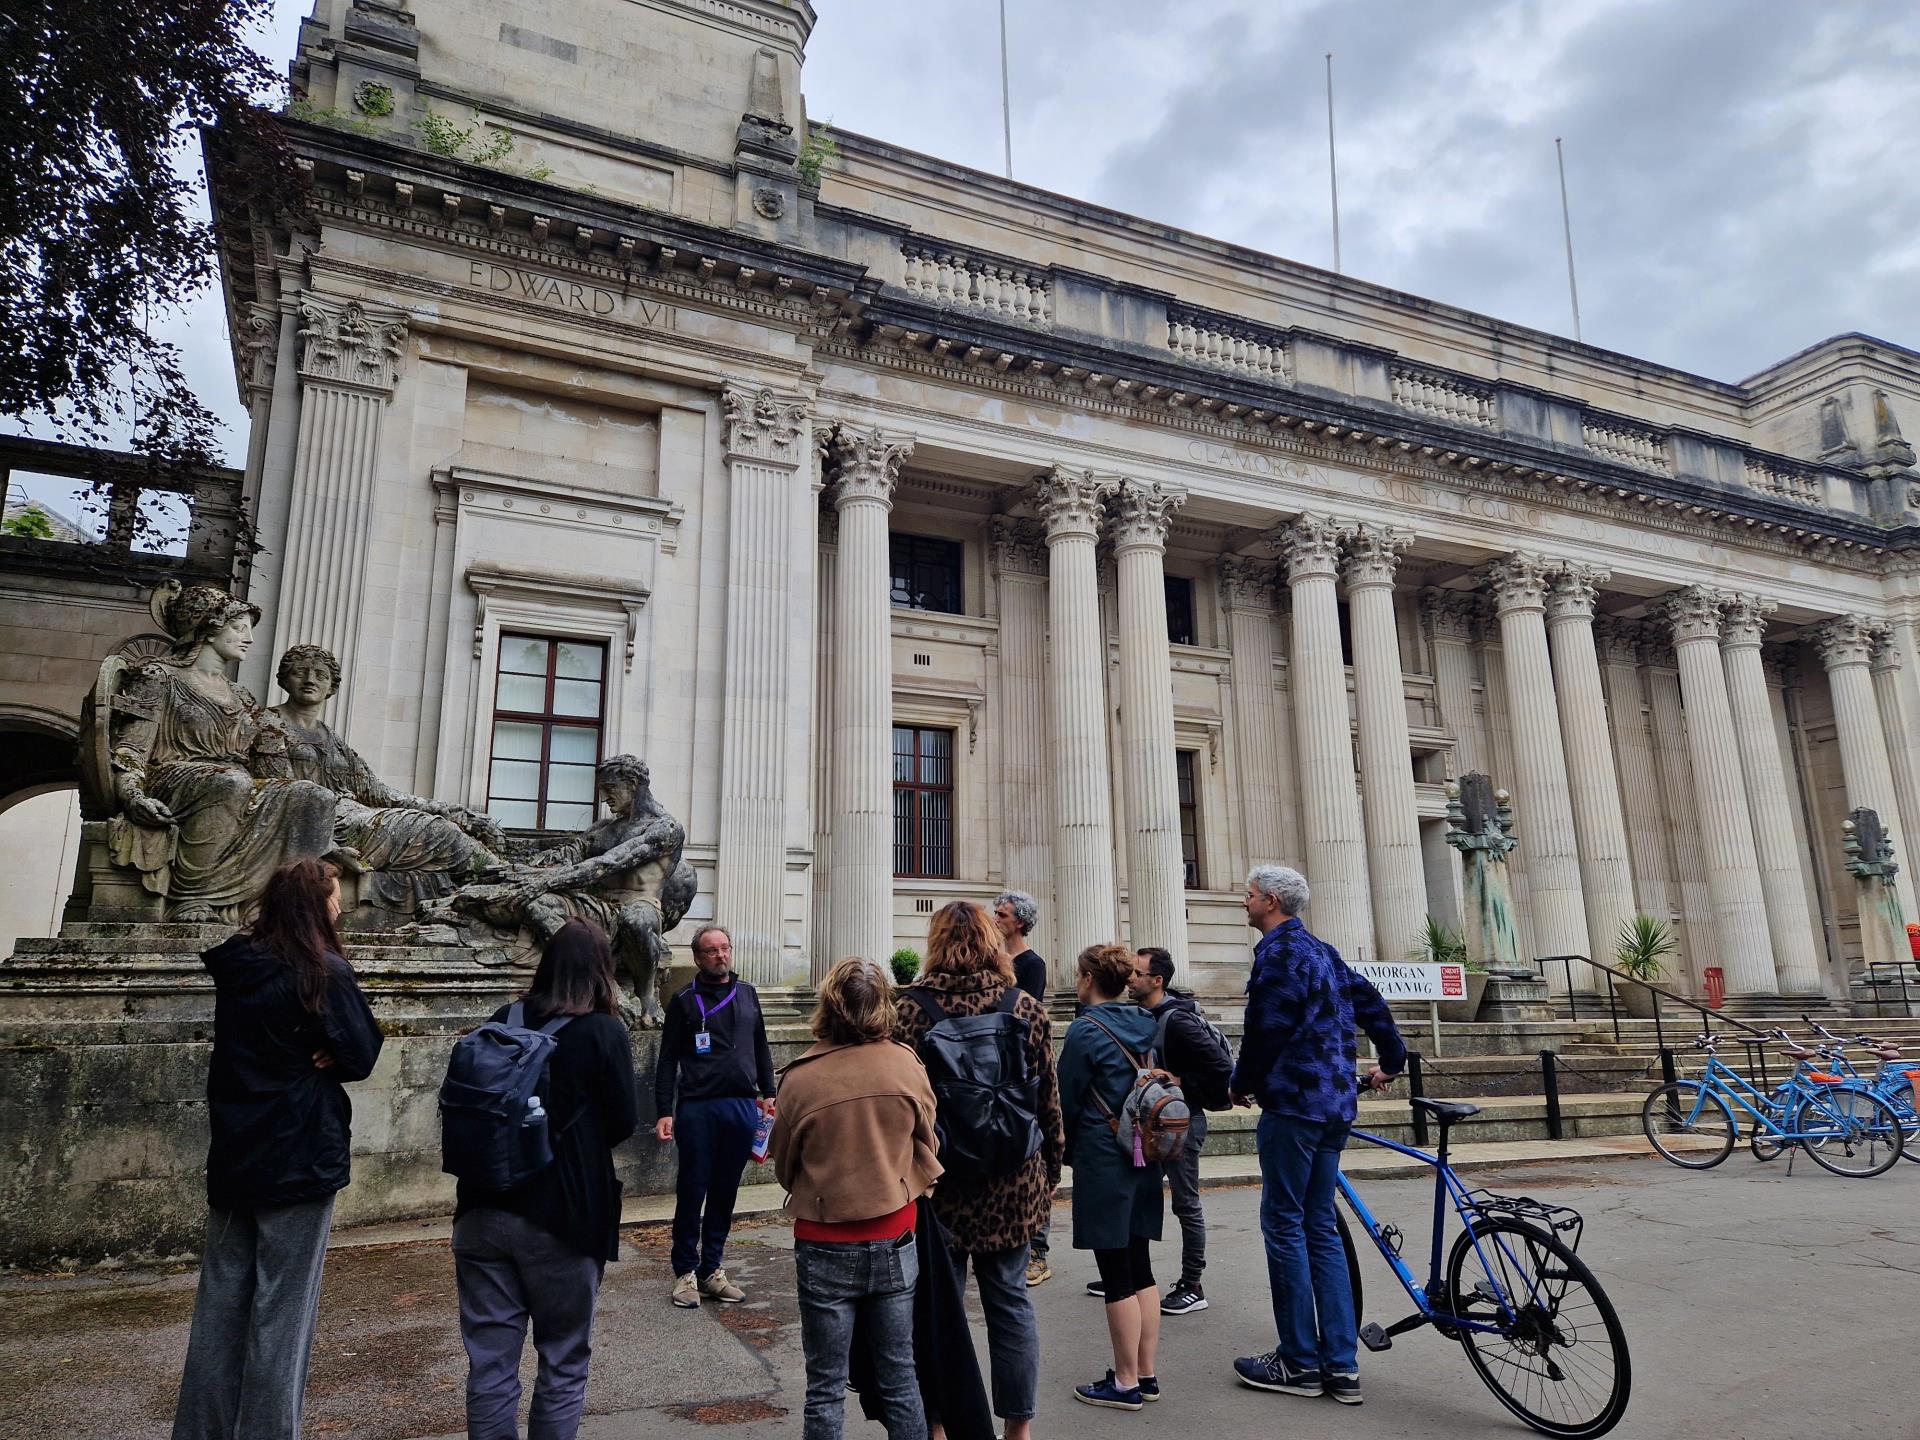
left=723, top=383, right=811, bottom=465
left=296, top=296, right=408, bottom=394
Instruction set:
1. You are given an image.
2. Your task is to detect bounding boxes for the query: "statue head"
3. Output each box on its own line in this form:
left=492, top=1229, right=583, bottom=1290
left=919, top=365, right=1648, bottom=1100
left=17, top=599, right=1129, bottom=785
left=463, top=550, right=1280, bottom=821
left=595, top=754, right=650, bottom=814
left=276, top=645, right=342, bottom=705
left=154, top=583, right=261, bottom=666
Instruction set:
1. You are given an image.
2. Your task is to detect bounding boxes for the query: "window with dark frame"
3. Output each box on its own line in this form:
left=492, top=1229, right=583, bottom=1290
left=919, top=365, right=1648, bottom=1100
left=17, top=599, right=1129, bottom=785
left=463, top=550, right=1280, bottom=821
left=889, top=533, right=964, bottom=614
left=1165, top=574, right=1197, bottom=646
left=487, top=634, right=607, bottom=831
left=1176, top=749, right=1202, bottom=889
left=893, top=725, right=956, bottom=878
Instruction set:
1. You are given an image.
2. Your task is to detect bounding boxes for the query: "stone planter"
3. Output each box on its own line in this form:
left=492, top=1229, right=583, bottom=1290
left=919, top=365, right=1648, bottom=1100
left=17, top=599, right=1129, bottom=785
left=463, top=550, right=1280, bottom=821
left=1614, top=974, right=1663, bottom=1019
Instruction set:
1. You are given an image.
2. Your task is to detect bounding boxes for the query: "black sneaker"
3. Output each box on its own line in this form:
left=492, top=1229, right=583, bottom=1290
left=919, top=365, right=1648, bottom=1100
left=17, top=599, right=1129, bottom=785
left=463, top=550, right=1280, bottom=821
left=1234, top=1350, right=1324, bottom=1397
left=1086, top=1278, right=1107, bottom=1298
left=1161, top=1282, right=1207, bottom=1315
left=1325, top=1372, right=1362, bottom=1406
left=1138, top=1374, right=1160, bottom=1403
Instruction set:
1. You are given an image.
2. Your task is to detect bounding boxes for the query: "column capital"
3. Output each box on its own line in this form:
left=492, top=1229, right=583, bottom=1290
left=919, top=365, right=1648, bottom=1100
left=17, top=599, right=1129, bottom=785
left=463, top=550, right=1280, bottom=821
left=824, top=424, right=914, bottom=507
left=723, top=382, right=812, bottom=465
left=1543, top=561, right=1610, bottom=624
left=1342, top=522, right=1414, bottom=590
left=1482, top=551, right=1554, bottom=616
left=989, top=515, right=1048, bottom=577
left=1719, top=593, right=1778, bottom=650
left=1107, top=478, right=1186, bottom=553
left=1657, top=585, right=1729, bottom=645
left=1274, top=513, right=1353, bottom=583
left=1218, top=553, right=1279, bottom=611
left=1871, top=629, right=1903, bottom=675
left=296, top=294, right=409, bottom=394
left=1592, top=614, right=1649, bottom=666
left=1813, top=613, right=1885, bottom=670
left=1032, top=465, right=1114, bottom=542
left=1421, top=586, right=1483, bottom=644
left=1761, top=647, right=1798, bottom=689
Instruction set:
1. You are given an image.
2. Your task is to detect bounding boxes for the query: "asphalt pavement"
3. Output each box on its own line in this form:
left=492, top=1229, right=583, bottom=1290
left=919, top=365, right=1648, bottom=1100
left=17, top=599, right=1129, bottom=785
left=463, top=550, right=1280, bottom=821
left=4, top=1149, right=1917, bottom=1440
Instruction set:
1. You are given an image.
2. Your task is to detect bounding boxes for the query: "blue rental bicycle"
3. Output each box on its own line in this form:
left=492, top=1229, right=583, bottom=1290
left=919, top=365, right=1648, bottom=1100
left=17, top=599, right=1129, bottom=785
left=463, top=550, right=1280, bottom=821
left=1797, top=1017, right=1920, bottom=1163
left=1334, top=1095, right=1632, bottom=1437
left=1641, top=1032, right=1905, bottom=1176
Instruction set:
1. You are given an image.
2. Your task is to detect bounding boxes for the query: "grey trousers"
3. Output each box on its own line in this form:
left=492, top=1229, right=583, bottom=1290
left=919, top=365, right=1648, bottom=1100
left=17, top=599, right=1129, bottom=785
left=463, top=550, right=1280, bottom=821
left=795, top=1235, right=924, bottom=1440
left=1169, top=1111, right=1209, bottom=1286
left=171, top=1195, right=337, bottom=1440
left=454, top=1208, right=605, bottom=1440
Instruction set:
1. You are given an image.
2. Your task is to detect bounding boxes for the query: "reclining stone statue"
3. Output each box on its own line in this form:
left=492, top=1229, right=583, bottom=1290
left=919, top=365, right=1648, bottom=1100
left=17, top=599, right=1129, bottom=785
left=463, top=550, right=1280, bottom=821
left=428, top=754, right=696, bottom=1024
left=264, top=644, right=508, bottom=921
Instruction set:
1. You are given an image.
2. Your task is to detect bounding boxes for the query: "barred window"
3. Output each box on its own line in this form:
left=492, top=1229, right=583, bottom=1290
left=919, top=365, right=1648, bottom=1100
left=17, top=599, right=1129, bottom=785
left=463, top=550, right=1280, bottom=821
left=893, top=726, right=955, bottom=878
left=487, top=635, right=605, bottom=831
left=890, top=533, right=963, bottom=614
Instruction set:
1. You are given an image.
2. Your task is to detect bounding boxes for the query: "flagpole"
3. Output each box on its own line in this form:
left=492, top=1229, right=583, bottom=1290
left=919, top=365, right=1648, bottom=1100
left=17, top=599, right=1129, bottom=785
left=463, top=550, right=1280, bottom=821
left=1556, top=137, right=1582, bottom=342
left=1325, top=52, right=1342, bottom=274
left=999, top=0, right=1014, bottom=179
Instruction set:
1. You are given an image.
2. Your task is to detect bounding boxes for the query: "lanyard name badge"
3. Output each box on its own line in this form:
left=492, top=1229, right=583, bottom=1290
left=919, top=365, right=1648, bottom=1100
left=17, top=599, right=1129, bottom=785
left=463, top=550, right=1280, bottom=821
left=692, top=985, right=737, bottom=1055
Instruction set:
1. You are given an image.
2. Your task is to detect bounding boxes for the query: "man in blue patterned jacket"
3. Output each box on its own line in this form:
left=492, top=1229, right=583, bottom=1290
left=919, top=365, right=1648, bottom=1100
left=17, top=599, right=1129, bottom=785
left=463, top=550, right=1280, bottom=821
left=1230, top=864, right=1405, bottom=1407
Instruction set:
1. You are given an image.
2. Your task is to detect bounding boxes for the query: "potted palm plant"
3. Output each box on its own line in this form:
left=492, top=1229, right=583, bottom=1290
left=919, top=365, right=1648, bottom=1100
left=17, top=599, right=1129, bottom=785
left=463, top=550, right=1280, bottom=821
left=1613, top=914, right=1677, bottom=1019
left=1412, top=917, right=1488, bottom=1020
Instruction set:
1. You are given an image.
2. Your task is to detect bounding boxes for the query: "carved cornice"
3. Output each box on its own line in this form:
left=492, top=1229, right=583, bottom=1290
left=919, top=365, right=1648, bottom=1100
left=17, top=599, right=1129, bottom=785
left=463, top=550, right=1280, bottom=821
left=1107, top=478, right=1186, bottom=553
left=1544, top=561, right=1609, bottom=624
left=1218, top=554, right=1279, bottom=611
left=1341, top=522, right=1414, bottom=591
left=1657, top=585, right=1729, bottom=644
left=1812, top=614, right=1883, bottom=669
left=1483, top=552, right=1554, bottom=616
left=989, top=515, right=1048, bottom=577
left=1273, top=513, right=1353, bottom=584
left=825, top=424, right=914, bottom=507
left=1423, top=587, right=1483, bottom=644
left=723, top=382, right=811, bottom=466
left=1719, top=593, right=1777, bottom=650
left=296, top=295, right=408, bottom=394
left=1031, top=466, right=1113, bottom=543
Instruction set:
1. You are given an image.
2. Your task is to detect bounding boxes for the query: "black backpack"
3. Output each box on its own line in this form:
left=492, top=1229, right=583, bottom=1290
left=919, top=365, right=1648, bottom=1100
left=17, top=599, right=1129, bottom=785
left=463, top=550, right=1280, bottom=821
left=439, top=1002, right=574, bottom=1189
left=906, top=988, right=1045, bottom=1178
left=1157, top=1004, right=1236, bottom=1112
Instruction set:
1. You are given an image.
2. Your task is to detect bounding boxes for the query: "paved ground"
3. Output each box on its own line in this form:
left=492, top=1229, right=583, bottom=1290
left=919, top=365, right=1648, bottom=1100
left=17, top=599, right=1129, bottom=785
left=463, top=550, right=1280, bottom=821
left=5, top=1145, right=1917, bottom=1440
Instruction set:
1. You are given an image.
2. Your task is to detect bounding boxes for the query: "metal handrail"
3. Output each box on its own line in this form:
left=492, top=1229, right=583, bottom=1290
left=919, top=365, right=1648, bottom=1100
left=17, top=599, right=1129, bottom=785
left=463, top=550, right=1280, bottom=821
left=1863, top=960, right=1916, bottom=1017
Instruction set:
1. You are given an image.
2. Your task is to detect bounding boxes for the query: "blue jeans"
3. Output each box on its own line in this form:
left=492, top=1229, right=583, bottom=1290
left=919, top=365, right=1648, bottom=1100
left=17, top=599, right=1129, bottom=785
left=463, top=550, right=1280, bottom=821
left=670, top=1096, right=758, bottom=1278
left=955, top=1245, right=1038, bottom=1421
left=795, top=1235, right=924, bottom=1440
left=1256, top=1110, right=1357, bottom=1375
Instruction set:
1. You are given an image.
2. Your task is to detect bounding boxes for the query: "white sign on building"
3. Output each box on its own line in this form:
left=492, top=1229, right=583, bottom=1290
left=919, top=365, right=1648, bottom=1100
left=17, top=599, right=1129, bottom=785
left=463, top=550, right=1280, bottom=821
left=1352, top=962, right=1469, bottom=1002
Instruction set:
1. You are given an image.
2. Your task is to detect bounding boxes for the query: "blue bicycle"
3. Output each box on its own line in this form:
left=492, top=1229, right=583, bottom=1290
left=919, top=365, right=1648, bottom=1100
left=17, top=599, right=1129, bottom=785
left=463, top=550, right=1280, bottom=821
left=1334, top=1096, right=1632, bottom=1437
left=1642, top=1032, right=1905, bottom=1176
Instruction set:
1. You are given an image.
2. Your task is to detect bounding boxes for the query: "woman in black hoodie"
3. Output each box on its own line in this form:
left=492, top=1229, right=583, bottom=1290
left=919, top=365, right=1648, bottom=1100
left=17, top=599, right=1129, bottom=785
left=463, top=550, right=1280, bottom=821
left=173, top=857, right=384, bottom=1440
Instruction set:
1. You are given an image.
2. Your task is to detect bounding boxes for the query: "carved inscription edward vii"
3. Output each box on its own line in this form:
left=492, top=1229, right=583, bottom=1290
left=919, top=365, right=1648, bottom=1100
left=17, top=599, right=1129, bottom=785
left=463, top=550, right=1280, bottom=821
left=467, top=261, right=669, bottom=326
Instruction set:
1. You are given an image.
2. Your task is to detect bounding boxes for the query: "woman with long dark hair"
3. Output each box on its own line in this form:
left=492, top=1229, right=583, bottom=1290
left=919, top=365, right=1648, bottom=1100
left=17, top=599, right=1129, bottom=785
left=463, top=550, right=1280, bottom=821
left=452, top=919, right=639, bottom=1440
left=173, top=857, right=385, bottom=1440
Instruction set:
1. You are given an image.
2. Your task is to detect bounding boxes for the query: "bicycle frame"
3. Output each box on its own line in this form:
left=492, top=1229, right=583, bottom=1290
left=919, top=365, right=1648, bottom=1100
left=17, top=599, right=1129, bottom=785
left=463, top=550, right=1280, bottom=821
left=1686, top=1053, right=1872, bottom=1139
left=1336, top=1128, right=1519, bottom=1336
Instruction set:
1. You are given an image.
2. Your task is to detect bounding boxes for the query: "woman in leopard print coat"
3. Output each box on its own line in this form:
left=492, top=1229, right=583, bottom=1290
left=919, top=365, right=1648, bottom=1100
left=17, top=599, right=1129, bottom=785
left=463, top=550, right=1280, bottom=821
left=895, top=900, right=1064, bottom=1436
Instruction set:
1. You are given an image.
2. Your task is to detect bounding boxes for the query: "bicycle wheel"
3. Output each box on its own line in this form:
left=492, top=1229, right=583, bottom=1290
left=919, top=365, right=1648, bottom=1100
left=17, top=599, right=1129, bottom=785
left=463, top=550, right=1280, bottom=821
left=1447, top=1218, right=1631, bottom=1438
left=1334, top=1204, right=1364, bottom=1322
left=1640, top=1082, right=1734, bottom=1169
left=1793, top=1088, right=1906, bottom=1178
left=1748, top=1088, right=1794, bottom=1162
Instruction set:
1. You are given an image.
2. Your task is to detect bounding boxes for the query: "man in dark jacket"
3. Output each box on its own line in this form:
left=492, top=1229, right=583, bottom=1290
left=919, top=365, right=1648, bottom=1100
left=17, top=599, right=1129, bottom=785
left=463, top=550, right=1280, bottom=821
left=654, top=923, right=775, bottom=1307
left=1121, top=946, right=1227, bottom=1315
left=1231, top=866, right=1404, bottom=1408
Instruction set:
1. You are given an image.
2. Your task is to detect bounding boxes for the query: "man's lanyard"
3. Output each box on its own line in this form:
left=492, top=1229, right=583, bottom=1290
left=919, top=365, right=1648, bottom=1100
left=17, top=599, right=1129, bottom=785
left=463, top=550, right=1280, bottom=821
left=692, top=985, right=737, bottom=1047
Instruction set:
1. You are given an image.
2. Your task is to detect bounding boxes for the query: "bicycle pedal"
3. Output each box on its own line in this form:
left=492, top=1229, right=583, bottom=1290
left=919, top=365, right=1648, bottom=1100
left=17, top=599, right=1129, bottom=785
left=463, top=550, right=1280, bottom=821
left=1359, top=1322, right=1393, bottom=1352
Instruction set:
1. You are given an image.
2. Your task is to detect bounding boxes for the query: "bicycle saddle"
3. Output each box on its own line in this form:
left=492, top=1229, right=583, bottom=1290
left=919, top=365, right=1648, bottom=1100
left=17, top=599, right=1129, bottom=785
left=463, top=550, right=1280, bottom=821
left=1412, top=1097, right=1481, bottom=1125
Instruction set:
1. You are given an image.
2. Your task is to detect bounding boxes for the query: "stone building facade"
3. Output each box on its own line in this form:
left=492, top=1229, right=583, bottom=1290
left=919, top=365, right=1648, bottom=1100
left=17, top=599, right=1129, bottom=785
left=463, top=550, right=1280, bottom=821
left=209, top=0, right=1920, bottom=1002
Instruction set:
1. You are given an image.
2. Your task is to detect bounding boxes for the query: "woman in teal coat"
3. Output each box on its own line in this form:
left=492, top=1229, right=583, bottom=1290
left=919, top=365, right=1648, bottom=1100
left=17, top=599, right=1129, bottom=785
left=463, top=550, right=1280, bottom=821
left=1056, top=942, right=1166, bottom=1413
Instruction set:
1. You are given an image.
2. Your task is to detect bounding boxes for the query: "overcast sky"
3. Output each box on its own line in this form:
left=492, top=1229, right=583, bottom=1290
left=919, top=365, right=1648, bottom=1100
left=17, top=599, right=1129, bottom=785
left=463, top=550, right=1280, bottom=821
left=130, top=0, right=1920, bottom=467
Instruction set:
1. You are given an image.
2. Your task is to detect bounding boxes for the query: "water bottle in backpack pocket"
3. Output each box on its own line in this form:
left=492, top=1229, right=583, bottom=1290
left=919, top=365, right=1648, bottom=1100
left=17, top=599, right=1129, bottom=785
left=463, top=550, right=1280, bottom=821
left=439, top=1002, right=574, bottom=1189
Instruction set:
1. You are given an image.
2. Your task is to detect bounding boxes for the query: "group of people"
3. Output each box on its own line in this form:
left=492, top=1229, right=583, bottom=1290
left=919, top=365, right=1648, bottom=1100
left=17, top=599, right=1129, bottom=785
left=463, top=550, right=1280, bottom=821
left=169, top=860, right=1405, bottom=1440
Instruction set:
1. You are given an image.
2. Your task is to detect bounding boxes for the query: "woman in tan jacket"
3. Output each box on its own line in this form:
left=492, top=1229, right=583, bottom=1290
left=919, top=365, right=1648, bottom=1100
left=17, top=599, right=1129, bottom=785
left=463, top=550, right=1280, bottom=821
left=773, top=957, right=942, bottom=1440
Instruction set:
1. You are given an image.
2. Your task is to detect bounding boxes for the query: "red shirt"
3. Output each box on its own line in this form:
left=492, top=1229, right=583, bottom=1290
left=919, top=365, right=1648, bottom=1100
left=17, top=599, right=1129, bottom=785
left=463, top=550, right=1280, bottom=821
left=794, top=1201, right=918, bottom=1244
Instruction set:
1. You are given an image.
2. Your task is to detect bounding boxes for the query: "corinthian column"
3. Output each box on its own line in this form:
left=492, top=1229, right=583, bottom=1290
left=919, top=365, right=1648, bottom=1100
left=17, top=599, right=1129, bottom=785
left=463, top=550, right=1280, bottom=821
left=1221, top=556, right=1297, bottom=866
left=1343, top=524, right=1424, bottom=965
left=1035, top=467, right=1119, bottom=970
left=1718, top=596, right=1824, bottom=994
left=1423, top=588, right=1483, bottom=777
left=1816, top=615, right=1920, bottom=922
left=1484, top=553, right=1589, bottom=988
left=1870, top=635, right=1920, bottom=858
left=991, top=517, right=1055, bottom=960
left=274, top=295, right=410, bottom=736
left=1111, top=479, right=1191, bottom=976
left=1544, top=564, right=1636, bottom=975
left=822, top=424, right=914, bottom=970
left=714, top=384, right=813, bottom=983
left=1659, top=588, right=1777, bottom=997
left=1277, top=515, right=1373, bottom=961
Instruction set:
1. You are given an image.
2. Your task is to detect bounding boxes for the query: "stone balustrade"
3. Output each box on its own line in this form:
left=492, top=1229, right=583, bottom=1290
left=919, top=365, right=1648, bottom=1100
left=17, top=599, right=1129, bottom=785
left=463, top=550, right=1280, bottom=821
left=1165, top=309, right=1290, bottom=382
left=1582, top=417, right=1672, bottom=475
left=1391, top=365, right=1498, bottom=430
left=902, top=244, right=1051, bottom=325
left=1744, top=458, right=1824, bottom=507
